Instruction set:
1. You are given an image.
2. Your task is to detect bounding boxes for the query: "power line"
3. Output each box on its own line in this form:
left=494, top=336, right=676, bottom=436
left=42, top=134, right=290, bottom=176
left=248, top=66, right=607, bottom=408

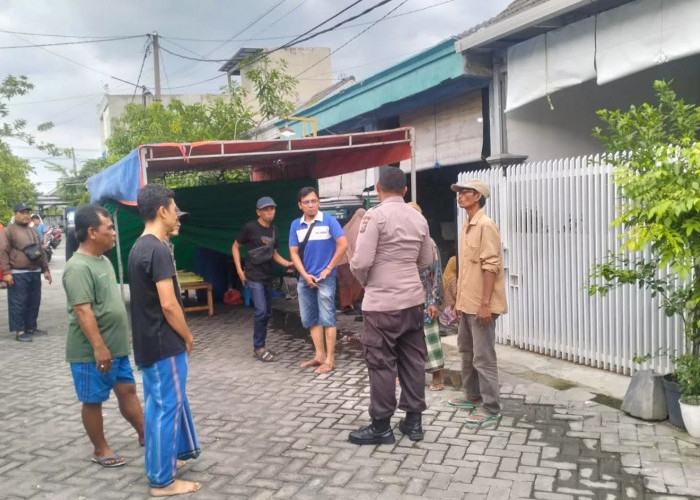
left=0, top=35, right=145, bottom=49
left=6, top=32, right=147, bottom=89
left=160, top=0, right=455, bottom=43
left=295, top=0, right=410, bottom=78
left=0, top=28, right=141, bottom=39
left=132, top=38, right=152, bottom=103
left=202, top=0, right=290, bottom=58
left=7, top=93, right=104, bottom=106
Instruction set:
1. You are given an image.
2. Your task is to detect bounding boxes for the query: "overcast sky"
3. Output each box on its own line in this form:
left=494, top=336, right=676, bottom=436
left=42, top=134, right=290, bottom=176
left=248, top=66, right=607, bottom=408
left=0, top=0, right=510, bottom=193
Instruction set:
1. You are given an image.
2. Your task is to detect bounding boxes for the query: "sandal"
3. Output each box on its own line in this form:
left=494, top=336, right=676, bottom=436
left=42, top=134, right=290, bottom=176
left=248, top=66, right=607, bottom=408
left=429, top=383, right=444, bottom=391
left=91, top=454, right=126, bottom=467
left=464, top=409, right=501, bottom=425
left=447, top=396, right=482, bottom=408
left=253, top=349, right=275, bottom=362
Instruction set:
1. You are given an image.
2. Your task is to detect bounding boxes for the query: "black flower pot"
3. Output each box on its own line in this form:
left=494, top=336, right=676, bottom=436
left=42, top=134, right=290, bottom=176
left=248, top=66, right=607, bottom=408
left=662, top=373, right=686, bottom=430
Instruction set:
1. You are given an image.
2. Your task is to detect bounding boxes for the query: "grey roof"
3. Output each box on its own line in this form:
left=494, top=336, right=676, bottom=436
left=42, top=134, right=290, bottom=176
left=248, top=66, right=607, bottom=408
left=456, top=0, right=632, bottom=51
left=295, top=76, right=356, bottom=111
left=457, top=0, right=549, bottom=39
left=219, top=48, right=264, bottom=74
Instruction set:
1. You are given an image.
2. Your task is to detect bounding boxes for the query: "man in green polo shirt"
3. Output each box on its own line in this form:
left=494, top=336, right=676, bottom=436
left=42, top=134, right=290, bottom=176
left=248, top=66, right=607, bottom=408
left=63, top=205, right=144, bottom=468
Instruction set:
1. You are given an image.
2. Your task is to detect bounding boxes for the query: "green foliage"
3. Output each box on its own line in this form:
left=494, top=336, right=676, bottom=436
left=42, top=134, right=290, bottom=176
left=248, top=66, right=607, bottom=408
left=102, top=56, right=297, bottom=190
left=45, top=156, right=111, bottom=206
left=0, top=142, right=36, bottom=223
left=0, top=75, right=69, bottom=157
left=676, top=354, right=700, bottom=400
left=589, top=81, right=700, bottom=395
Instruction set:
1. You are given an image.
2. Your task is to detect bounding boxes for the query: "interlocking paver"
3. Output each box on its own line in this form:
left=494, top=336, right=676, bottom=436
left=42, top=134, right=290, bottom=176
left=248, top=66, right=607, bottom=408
left=1, top=255, right=700, bottom=498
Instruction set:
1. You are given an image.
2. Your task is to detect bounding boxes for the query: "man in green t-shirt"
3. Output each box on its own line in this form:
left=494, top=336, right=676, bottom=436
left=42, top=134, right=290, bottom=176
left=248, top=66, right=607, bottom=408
left=63, top=205, right=144, bottom=468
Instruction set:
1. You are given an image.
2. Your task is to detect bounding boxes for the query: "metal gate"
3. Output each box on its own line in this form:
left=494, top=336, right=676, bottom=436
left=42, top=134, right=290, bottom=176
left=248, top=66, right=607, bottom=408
left=457, top=156, right=684, bottom=374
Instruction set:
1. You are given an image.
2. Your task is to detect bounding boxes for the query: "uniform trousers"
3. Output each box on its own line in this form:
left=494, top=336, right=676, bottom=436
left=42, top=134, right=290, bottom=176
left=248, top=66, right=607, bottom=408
left=361, top=305, right=426, bottom=420
left=141, top=352, right=200, bottom=488
left=457, top=312, right=501, bottom=415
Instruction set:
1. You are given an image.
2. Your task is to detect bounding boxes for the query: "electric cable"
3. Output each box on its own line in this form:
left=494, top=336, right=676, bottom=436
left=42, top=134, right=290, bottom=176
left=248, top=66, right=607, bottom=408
left=295, top=0, right=410, bottom=78
left=0, top=28, right=141, bottom=39
left=162, top=0, right=454, bottom=43
left=132, top=37, right=152, bottom=103
left=0, top=35, right=145, bottom=49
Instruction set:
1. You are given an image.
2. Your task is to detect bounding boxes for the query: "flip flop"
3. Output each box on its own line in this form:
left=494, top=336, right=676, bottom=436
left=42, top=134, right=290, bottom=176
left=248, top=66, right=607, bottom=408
left=448, top=396, right=482, bottom=408
left=429, top=383, right=445, bottom=391
left=464, top=410, right=501, bottom=425
left=91, top=454, right=125, bottom=467
left=253, top=349, right=275, bottom=362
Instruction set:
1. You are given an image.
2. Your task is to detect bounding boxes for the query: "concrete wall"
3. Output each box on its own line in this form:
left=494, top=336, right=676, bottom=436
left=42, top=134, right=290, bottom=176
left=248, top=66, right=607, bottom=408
left=319, top=91, right=485, bottom=199
left=505, top=54, right=700, bottom=161
left=399, top=91, right=483, bottom=171
left=98, top=94, right=218, bottom=152
left=241, top=47, right=332, bottom=119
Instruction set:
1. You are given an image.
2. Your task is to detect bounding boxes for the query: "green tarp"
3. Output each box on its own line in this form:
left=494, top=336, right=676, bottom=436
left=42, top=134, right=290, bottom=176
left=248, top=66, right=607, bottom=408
left=104, top=178, right=316, bottom=283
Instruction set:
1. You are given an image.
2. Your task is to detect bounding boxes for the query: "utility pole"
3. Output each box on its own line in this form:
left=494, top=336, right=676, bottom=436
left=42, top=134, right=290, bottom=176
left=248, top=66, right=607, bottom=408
left=151, top=32, right=161, bottom=102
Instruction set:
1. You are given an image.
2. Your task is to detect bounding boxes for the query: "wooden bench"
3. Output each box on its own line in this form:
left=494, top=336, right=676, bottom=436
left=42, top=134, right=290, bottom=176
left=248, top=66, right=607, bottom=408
left=181, top=282, right=213, bottom=316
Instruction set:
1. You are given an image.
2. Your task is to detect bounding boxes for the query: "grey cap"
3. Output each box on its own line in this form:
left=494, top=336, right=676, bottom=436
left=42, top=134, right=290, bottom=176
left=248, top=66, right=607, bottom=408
left=257, top=196, right=277, bottom=209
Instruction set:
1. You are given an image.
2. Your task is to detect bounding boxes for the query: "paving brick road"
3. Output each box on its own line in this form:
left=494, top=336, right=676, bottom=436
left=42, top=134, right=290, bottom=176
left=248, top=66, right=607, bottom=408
left=1, top=253, right=699, bottom=499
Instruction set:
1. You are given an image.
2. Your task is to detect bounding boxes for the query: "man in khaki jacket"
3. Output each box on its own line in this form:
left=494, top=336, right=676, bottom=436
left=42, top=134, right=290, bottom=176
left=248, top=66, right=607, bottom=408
left=448, top=180, right=507, bottom=424
left=349, top=167, right=433, bottom=445
left=0, top=203, right=52, bottom=342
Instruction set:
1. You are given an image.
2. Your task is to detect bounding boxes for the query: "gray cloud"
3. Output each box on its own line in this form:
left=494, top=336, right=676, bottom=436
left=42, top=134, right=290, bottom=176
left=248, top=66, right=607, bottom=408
left=1, top=0, right=510, bottom=190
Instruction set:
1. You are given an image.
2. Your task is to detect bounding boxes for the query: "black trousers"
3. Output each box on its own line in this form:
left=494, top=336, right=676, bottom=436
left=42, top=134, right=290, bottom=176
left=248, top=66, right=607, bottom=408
left=361, top=305, right=426, bottom=420
left=7, top=272, right=41, bottom=333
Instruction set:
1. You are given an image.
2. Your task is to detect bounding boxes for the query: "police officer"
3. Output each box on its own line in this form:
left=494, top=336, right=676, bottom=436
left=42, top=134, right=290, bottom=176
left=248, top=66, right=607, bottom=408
left=348, top=167, right=433, bottom=445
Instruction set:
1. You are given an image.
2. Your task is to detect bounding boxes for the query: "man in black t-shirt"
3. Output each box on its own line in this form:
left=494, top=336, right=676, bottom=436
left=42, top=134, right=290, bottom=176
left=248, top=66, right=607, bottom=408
left=128, top=184, right=201, bottom=497
left=232, top=196, right=293, bottom=362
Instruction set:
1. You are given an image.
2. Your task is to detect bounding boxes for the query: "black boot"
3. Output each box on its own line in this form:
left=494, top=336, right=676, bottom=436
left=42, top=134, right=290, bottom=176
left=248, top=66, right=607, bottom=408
left=348, top=418, right=395, bottom=445
left=398, top=412, right=423, bottom=441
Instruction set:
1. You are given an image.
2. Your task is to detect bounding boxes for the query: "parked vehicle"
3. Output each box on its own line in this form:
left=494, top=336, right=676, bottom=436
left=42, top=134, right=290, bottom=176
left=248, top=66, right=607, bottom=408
left=64, top=207, right=78, bottom=261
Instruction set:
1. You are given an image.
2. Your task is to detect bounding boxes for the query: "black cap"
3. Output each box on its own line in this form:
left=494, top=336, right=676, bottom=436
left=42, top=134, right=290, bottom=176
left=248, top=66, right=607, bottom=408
left=13, top=203, right=30, bottom=212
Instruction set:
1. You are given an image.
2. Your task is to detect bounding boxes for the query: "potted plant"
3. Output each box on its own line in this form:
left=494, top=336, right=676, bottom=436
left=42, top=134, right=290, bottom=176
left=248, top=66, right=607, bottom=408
left=588, top=81, right=700, bottom=433
left=676, top=353, right=700, bottom=436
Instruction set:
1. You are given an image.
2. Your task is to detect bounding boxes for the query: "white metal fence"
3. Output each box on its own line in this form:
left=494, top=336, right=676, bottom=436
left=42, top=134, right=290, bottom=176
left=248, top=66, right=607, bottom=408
left=457, top=155, right=684, bottom=374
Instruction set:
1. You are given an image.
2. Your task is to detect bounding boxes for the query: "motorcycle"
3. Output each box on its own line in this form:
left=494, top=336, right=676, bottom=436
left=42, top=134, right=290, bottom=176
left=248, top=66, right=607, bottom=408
left=43, top=226, right=63, bottom=263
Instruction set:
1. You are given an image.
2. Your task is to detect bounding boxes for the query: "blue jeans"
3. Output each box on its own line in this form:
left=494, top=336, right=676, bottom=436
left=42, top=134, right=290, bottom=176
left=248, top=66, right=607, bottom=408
left=7, top=271, right=41, bottom=333
left=247, top=280, right=272, bottom=350
left=297, top=277, right=337, bottom=328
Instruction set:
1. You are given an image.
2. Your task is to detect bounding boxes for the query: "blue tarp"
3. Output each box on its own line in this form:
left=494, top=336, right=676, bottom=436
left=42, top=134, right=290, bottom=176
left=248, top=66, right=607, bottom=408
left=87, top=148, right=142, bottom=205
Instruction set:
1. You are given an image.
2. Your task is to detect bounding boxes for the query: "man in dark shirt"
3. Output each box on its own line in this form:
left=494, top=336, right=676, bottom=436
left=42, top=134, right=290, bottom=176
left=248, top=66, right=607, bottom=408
left=128, top=184, right=201, bottom=497
left=232, top=196, right=293, bottom=362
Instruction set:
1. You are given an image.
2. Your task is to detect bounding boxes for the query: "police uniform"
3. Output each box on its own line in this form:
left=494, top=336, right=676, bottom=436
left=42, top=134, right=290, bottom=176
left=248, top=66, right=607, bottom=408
left=349, top=196, right=433, bottom=441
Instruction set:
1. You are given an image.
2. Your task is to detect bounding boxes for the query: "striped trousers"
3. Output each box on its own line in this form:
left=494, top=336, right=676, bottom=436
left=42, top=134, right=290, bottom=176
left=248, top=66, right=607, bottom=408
left=141, top=352, right=201, bottom=488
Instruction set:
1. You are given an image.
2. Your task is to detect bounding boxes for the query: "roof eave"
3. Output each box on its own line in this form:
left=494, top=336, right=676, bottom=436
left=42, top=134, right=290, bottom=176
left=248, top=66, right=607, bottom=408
left=455, top=0, right=592, bottom=53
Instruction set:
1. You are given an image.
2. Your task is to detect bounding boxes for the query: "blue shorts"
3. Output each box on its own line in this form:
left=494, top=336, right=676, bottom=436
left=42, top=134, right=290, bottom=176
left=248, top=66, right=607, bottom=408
left=70, top=356, right=136, bottom=403
left=297, top=277, right=337, bottom=328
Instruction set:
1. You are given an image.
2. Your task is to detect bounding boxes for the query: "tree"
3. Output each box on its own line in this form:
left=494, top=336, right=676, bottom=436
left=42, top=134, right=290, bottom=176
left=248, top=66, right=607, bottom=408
left=104, top=56, right=297, bottom=188
left=588, top=81, right=700, bottom=402
left=0, top=142, right=35, bottom=223
left=45, top=156, right=110, bottom=207
left=0, top=75, right=62, bottom=222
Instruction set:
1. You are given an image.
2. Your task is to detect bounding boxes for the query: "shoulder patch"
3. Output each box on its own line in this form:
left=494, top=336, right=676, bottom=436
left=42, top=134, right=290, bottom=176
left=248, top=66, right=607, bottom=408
left=359, top=215, right=371, bottom=233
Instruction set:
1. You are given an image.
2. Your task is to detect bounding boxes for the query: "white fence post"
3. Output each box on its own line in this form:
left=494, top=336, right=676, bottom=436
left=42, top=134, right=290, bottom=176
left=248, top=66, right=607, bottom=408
left=456, top=155, right=684, bottom=375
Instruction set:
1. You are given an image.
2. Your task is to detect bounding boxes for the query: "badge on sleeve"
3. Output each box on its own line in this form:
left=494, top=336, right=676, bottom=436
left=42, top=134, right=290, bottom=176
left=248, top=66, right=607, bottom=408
left=359, top=215, right=371, bottom=233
